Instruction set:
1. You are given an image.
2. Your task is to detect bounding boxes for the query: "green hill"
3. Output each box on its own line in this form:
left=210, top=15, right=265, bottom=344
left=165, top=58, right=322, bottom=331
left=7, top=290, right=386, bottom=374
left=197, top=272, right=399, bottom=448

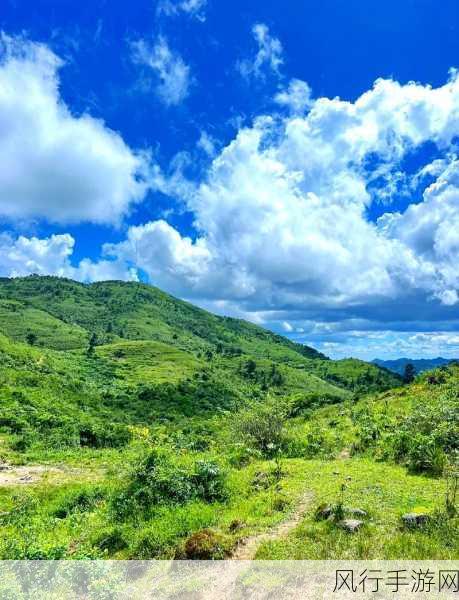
left=5, top=276, right=442, bottom=563
left=0, top=276, right=400, bottom=452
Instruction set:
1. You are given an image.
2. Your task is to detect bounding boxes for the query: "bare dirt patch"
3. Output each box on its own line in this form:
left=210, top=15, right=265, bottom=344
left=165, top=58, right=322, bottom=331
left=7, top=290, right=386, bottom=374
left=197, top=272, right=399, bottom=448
left=0, top=464, right=81, bottom=486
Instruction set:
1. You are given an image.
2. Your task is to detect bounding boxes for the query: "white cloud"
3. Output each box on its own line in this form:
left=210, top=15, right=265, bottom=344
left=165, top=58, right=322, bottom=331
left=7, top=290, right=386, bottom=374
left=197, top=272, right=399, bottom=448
left=282, top=321, right=293, bottom=332
left=197, top=131, right=216, bottom=156
left=132, top=37, right=191, bottom=106
left=157, top=0, right=207, bottom=22
left=103, top=220, right=212, bottom=294
left=0, top=232, right=136, bottom=282
left=157, top=0, right=207, bottom=21
left=0, top=232, right=75, bottom=278
left=99, top=73, right=459, bottom=321
left=0, top=34, right=151, bottom=225
left=379, top=156, right=459, bottom=303
left=238, top=24, right=283, bottom=79
left=4, top=62, right=459, bottom=359
left=274, top=79, right=312, bottom=114
left=315, top=331, right=459, bottom=361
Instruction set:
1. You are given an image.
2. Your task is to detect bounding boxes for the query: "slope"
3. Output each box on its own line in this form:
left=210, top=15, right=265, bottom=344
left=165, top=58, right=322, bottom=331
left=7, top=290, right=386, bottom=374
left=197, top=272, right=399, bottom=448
left=0, top=276, right=400, bottom=392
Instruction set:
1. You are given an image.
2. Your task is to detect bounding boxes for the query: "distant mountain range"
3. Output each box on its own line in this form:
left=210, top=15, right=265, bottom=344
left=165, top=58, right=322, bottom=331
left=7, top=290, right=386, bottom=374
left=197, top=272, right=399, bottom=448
left=373, top=357, right=459, bottom=375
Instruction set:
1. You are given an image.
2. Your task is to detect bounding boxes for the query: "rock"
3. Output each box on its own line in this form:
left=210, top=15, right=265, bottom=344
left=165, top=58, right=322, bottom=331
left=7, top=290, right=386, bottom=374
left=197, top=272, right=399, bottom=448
left=252, top=471, right=272, bottom=490
left=183, top=529, right=228, bottom=559
left=315, top=504, right=334, bottom=520
left=338, top=519, right=364, bottom=533
left=402, top=513, right=430, bottom=528
left=345, top=508, right=368, bottom=518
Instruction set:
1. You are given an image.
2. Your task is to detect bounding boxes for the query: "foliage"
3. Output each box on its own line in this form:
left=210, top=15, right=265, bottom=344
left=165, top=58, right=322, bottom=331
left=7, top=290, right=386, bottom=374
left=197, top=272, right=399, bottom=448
left=112, top=448, right=227, bottom=519
left=233, top=397, right=288, bottom=457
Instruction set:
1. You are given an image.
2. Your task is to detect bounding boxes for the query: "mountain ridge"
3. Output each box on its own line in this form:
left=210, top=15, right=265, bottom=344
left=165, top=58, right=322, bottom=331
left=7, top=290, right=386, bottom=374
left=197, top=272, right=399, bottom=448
left=373, top=356, right=459, bottom=375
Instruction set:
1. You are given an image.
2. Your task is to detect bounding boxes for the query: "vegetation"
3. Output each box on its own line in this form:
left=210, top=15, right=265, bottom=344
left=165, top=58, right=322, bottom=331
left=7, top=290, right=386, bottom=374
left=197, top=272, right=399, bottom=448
left=0, top=276, right=456, bottom=560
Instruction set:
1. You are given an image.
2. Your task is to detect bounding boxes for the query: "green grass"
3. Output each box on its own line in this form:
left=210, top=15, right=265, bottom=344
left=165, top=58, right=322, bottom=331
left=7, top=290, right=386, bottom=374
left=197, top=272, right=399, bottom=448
left=0, top=454, right=456, bottom=560
left=0, top=275, right=454, bottom=561
left=96, top=340, right=202, bottom=385
left=0, top=299, right=88, bottom=350
left=0, top=275, right=400, bottom=393
left=256, top=458, right=458, bottom=559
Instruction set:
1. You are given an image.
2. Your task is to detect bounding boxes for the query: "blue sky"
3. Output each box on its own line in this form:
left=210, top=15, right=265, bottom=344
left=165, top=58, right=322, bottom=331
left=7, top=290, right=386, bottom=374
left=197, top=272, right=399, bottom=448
left=1, top=0, right=459, bottom=360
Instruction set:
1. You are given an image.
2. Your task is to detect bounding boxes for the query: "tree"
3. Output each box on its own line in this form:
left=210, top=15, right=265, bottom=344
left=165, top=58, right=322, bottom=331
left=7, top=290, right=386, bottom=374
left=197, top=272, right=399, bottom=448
left=243, top=359, right=257, bottom=379
left=87, top=332, right=98, bottom=357
left=403, top=363, right=416, bottom=384
left=26, top=332, right=37, bottom=346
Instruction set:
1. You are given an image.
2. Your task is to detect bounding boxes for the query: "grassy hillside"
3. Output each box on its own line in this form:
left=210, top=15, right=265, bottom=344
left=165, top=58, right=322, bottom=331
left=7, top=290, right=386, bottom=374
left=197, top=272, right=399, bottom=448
left=0, top=275, right=400, bottom=454
left=2, top=276, right=454, bottom=562
left=0, top=276, right=324, bottom=361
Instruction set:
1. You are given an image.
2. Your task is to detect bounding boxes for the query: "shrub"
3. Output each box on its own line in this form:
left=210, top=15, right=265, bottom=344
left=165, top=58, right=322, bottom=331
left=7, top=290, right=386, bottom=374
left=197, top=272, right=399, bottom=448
left=406, top=435, right=447, bottom=476
left=234, top=398, right=287, bottom=457
left=192, top=460, right=227, bottom=503
left=53, top=487, right=106, bottom=519
left=79, top=423, right=131, bottom=449
left=288, top=392, right=343, bottom=416
left=134, top=531, right=175, bottom=559
left=112, top=449, right=227, bottom=519
left=95, top=528, right=128, bottom=554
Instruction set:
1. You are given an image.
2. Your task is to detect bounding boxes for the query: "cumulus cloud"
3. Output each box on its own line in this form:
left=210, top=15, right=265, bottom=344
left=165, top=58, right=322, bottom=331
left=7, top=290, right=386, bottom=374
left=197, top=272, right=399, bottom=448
left=4, top=54, right=459, bottom=359
left=157, top=0, right=207, bottom=21
left=0, top=232, right=75, bottom=278
left=238, top=24, right=283, bottom=79
left=0, top=34, right=151, bottom=225
left=95, top=73, right=459, bottom=336
left=0, top=232, right=136, bottom=282
left=131, top=36, right=191, bottom=106
left=103, top=220, right=212, bottom=294
left=274, top=79, right=313, bottom=114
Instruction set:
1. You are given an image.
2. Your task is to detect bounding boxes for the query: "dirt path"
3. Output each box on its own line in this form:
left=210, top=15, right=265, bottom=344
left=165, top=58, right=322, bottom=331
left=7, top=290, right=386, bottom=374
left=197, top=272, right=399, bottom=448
left=338, top=447, right=351, bottom=460
left=232, top=490, right=314, bottom=559
left=0, top=463, right=80, bottom=486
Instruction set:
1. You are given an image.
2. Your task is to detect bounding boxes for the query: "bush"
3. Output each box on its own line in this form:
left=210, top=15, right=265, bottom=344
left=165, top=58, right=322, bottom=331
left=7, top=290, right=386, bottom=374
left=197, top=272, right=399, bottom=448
left=234, top=398, right=287, bottom=457
left=79, top=423, right=131, bottom=448
left=351, top=393, right=458, bottom=475
left=112, top=449, right=227, bottom=519
left=53, top=487, right=106, bottom=519
left=288, top=392, right=343, bottom=416
left=134, top=530, right=175, bottom=559
left=95, top=528, right=128, bottom=554
left=406, top=435, right=447, bottom=476
left=193, top=460, right=227, bottom=503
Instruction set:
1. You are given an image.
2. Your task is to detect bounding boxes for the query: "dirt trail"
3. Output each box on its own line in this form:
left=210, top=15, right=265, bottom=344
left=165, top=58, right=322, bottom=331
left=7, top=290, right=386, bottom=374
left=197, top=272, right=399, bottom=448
left=338, top=448, right=351, bottom=460
left=232, top=490, right=314, bottom=560
left=0, top=463, right=79, bottom=486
